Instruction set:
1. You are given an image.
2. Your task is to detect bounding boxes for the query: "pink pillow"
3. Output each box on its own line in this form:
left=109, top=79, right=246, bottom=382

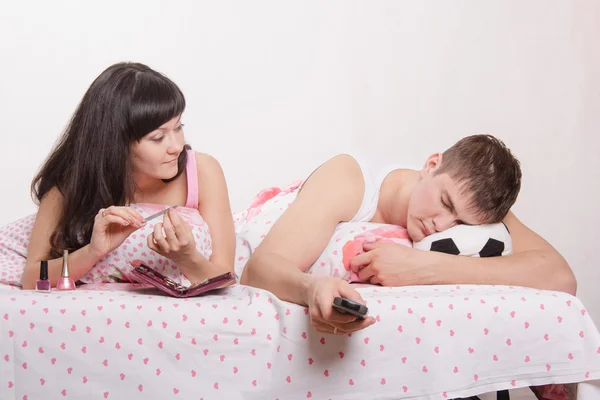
left=0, top=214, right=34, bottom=286
left=309, top=222, right=413, bottom=283
left=0, top=204, right=212, bottom=287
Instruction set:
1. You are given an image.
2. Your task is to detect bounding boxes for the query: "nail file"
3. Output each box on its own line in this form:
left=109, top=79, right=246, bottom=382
left=144, top=205, right=179, bottom=222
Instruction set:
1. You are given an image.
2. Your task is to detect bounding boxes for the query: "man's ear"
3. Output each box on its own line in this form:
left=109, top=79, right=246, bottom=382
left=421, top=153, right=443, bottom=177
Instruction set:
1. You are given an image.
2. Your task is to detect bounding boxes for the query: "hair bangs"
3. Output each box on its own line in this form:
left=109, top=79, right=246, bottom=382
left=128, top=71, right=186, bottom=141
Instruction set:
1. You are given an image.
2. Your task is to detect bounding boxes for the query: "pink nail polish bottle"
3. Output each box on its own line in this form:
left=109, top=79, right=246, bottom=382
left=35, top=260, right=51, bottom=292
left=56, top=250, right=76, bottom=291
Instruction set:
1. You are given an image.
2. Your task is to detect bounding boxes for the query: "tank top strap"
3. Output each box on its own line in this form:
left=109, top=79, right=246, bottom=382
left=184, top=149, right=199, bottom=209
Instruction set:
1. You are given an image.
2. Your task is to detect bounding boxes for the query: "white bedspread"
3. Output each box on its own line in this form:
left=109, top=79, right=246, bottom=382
left=1, top=281, right=599, bottom=400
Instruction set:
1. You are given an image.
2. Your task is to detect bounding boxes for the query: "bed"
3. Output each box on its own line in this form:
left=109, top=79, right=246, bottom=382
left=2, top=279, right=600, bottom=400
left=2, top=190, right=600, bottom=399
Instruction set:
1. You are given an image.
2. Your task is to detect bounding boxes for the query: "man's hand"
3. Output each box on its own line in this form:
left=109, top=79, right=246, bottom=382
left=349, top=243, right=439, bottom=286
left=306, top=276, right=376, bottom=335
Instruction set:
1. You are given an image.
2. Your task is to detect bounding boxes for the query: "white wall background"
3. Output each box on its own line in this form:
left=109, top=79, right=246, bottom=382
left=1, top=1, right=598, bottom=324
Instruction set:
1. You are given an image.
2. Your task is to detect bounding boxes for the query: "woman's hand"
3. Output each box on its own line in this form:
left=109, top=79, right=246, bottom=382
left=147, top=208, right=198, bottom=266
left=306, top=276, right=376, bottom=335
left=89, top=206, right=145, bottom=258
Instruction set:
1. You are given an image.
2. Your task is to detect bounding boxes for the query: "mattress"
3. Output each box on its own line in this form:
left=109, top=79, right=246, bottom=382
left=2, top=281, right=599, bottom=400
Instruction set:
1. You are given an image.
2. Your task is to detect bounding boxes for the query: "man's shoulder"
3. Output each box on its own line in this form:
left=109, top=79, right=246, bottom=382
left=318, top=154, right=364, bottom=190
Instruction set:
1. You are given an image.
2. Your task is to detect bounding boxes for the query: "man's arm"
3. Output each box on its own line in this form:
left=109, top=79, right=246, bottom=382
left=240, top=154, right=364, bottom=305
left=241, top=155, right=377, bottom=334
left=350, top=211, right=577, bottom=295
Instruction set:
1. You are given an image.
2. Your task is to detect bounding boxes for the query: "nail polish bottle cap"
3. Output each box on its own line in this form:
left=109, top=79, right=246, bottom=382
left=40, top=260, right=48, bottom=280
left=61, top=250, right=70, bottom=278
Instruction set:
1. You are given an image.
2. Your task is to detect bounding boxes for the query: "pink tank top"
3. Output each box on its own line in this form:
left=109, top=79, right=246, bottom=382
left=184, top=149, right=199, bottom=209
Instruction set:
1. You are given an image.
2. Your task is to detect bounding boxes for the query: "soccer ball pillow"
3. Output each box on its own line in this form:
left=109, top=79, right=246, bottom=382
left=413, top=223, right=512, bottom=257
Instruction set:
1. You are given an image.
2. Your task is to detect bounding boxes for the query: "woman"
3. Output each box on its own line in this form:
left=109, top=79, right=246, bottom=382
left=21, top=62, right=235, bottom=289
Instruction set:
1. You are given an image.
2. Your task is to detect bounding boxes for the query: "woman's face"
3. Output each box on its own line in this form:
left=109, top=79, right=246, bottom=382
left=129, top=115, right=185, bottom=181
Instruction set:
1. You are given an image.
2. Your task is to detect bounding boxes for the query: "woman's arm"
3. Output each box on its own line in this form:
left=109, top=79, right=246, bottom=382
left=21, top=188, right=100, bottom=289
left=195, top=152, right=236, bottom=276
left=22, top=188, right=145, bottom=289
left=144, top=153, right=235, bottom=283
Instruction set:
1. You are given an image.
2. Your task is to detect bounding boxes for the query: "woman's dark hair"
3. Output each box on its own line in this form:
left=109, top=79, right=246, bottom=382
left=31, top=62, right=188, bottom=257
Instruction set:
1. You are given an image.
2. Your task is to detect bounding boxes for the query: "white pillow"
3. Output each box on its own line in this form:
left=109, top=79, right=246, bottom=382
left=414, top=223, right=512, bottom=257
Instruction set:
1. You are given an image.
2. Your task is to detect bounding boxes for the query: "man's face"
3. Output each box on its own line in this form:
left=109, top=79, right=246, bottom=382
left=406, top=154, right=486, bottom=242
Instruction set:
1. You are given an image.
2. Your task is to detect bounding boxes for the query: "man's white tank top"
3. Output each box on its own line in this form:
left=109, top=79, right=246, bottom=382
left=349, top=157, right=409, bottom=223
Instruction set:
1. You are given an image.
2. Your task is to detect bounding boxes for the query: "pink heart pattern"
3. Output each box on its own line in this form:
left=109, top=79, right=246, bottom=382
left=0, top=208, right=212, bottom=288
left=2, top=281, right=599, bottom=399
left=2, top=192, right=600, bottom=398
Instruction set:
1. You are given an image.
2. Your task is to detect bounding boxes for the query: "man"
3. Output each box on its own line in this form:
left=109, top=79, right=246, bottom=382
left=240, top=135, right=576, bottom=335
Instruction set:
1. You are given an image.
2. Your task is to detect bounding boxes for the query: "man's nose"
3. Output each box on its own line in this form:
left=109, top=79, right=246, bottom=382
left=434, top=212, right=457, bottom=233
